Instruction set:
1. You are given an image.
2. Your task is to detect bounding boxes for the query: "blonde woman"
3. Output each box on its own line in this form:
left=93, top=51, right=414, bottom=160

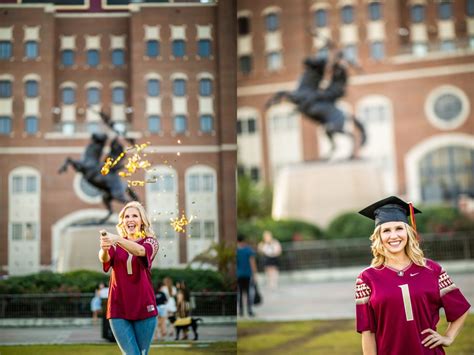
left=99, top=201, right=159, bottom=355
left=355, top=196, right=470, bottom=355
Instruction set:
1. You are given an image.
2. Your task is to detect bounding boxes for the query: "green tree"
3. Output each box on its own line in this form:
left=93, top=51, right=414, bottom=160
left=237, top=174, right=272, bottom=220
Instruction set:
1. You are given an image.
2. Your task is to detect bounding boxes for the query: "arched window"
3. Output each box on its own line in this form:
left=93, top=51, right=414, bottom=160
left=173, top=79, right=186, bottom=97
left=314, top=9, right=328, bottom=28
left=265, top=13, right=279, bottom=32
left=411, top=4, right=425, bottom=23
left=419, top=146, right=474, bottom=204
left=341, top=5, right=354, bottom=24
left=368, top=2, right=382, bottom=21
left=147, top=79, right=160, bottom=97
left=62, top=87, right=75, bottom=104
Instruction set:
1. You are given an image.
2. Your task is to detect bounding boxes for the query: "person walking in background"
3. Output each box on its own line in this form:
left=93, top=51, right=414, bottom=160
left=237, top=233, right=258, bottom=317
left=355, top=196, right=470, bottom=355
left=90, top=286, right=102, bottom=325
left=161, top=276, right=177, bottom=338
left=258, top=230, right=282, bottom=289
left=154, top=280, right=168, bottom=341
left=98, top=281, right=109, bottom=299
left=99, top=201, right=159, bottom=355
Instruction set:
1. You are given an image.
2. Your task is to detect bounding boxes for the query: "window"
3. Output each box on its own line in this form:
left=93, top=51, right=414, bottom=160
left=412, top=42, right=428, bottom=56
left=0, top=81, right=12, bottom=97
left=314, top=9, right=328, bottom=28
left=12, top=223, right=22, bottom=241
left=112, top=87, right=125, bottom=104
left=87, top=49, right=99, bottom=67
left=265, top=13, right=279, bottom=32
left=62, top=87, right=75, bottom=104
left=61, top=49, right=74, bottom=67
left=147, top=79, right=160, bottom=97
left=440, top=40, right=455, bottom=52
left=148, top=115, right=161, bottom=133
left=419, top=146, right=474, bottom=205
left=26, top=176, right=37, bottom=193
left=248, top=118, right=256, bottom=133
left=112, top=49, right=125, bottom=66
left=238, top=16, right=250, bottom=35
left=468, top=0, right=474, bottom=16
left=174, top=115, right=187, bottom=133
left=25, top=80, right=38, bottom=98
left=204, top=221, right=215, bottom=239
left=172, top=40, right=186, bottom=58
left=25, top=41, right=38, bottom=59
left=190, top=221, right=200, bottom=238
left=87, top=87, right=100, bottom=105
left=173, top=79, right=186, bottom=96
left=12, top=176, right=22, bottom=193
left=149, top=173, right=174, bottom=192
left=343, top=45, right=358, bottom=64
left=250, top=167, right=260, bottom=182
left=237, top=120, right=242, bottom=135
left=24, top=223, right=36, bottom=240
left=433, top=94, right=462, bottom=122
left=199, top=79, right=212, bottom=96
left=266, top=52, right=282, bottom=71
left=87, top=122, right=99, bottom=134
left=438, top=2, right=452, bottom=20
left=0, top=116, right=11, bottom=134
left=411, top=5, right=425, bottom=23
left=200, top=115, right=213, bottom=132
left=368, top=2, right=382, bottom=21
left=341, top=5, right=354, bottom=24
left=146, top=40, right=160, bottom=58
left=237, top=165, right=245, bottom=177
left=239, top=55, right=252, bottom=74
left=25, top=116, right=38, bottom=135
left=62, top=122, right=75, bottom=135
left=0, top=41, right=12, bottom=59
left=202, top=174, right=214, bottom=192
left=198, top=39, right=211, bottom=58
left=370, top=41, right=384, bottom=60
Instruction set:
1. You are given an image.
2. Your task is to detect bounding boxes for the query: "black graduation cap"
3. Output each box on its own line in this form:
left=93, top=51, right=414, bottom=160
left=358, top=196, right=421, bottom=228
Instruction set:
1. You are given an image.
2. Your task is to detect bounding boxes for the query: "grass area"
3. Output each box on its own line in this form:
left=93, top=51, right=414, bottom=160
left=238, top=314, right=474, bottom=355
left=0, top=342, right=236, bottom=355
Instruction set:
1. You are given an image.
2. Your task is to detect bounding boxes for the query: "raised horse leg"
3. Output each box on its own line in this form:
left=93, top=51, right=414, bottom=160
left=98, top=193, right=114, bottom=224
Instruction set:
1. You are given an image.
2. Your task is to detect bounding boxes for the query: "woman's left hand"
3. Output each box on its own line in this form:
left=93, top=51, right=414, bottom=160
left=421, top=328, right=453, bottom=349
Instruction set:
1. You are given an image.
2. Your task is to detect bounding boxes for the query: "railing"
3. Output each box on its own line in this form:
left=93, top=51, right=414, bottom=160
left=0, top=292, right=236, bottom=319
left=257, top=232, right=473, bottom=272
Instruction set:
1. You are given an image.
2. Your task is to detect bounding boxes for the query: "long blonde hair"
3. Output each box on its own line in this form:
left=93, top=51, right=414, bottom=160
left=370, top=223, right=425, bottom=268
left=116, top=201, right=156, bottom=239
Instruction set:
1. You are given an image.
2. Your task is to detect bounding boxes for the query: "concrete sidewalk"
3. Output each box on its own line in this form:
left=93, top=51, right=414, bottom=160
left=246, top=261, right=474, bottom=321
left=0, top=322, right=236, bottom=345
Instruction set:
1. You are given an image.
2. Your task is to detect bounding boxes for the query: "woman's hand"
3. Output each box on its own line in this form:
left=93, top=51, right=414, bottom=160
left=99, top=230, right=119, bottom=250
left=421, top=328, right=453, bottom=349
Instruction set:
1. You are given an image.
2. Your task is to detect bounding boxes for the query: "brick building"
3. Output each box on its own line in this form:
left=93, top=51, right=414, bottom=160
left=236, top=0, right=473, bottom=213
left=0, top=0, right=237, bottom=275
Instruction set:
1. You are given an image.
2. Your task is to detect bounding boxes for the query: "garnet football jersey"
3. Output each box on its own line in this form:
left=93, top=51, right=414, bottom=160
left=355, top=259, right=470, bottom=355
left=103, top=236, right=159, bottom=320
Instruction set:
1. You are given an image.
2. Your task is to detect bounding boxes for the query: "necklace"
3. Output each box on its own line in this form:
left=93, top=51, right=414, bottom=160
left=385, top=262, right=412, bottom=277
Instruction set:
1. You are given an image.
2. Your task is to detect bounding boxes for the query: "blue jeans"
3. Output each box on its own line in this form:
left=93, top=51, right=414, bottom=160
left=110, top=317, right=157, bottom=355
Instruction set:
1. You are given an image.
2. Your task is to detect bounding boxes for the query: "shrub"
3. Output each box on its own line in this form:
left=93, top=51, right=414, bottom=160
left=416, top=205, right=474, bottom=234
left=326, top=212, right=375, bottom=239
left=238, top=218, right=324, bottom=244
left=0, top=268, right=230, bottom=294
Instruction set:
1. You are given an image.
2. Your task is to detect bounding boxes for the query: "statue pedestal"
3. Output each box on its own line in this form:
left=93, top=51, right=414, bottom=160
left=57, top=224, right=115, bottom=273
left=272, top=160, right=385, bottom=228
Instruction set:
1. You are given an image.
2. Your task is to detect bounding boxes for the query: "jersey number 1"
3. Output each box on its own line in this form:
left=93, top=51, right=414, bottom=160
left=398, top=284, right=414, bottom=321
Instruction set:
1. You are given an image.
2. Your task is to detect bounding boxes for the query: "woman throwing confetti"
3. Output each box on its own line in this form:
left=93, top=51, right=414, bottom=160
left=355, top=196, right=470, bottom=355
left=99, top=201, right=159, bottom=355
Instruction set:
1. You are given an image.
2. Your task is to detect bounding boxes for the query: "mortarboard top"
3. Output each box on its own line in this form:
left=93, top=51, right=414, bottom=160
left=358, top=196, right=421, bottom=228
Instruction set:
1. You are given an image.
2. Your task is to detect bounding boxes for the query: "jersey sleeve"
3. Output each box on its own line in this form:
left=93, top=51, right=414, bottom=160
left=102, top=246, right=115, bottom=272
left=438, top=267, right=471, bottom=322
left=140, top=237, right=159, bottom=269
left=355, top=273, right=376, bottom=333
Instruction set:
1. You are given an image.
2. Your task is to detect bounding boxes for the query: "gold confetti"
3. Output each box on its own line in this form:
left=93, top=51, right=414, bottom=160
left=170, top=213, right=193, bottom=233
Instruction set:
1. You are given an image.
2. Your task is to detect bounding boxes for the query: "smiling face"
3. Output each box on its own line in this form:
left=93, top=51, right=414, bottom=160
left=122, top=207, right=143, bottom=238
left=380, top=221, right=408, bottom=256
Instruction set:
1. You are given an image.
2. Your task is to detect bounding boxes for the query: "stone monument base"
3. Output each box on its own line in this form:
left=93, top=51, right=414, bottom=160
left=272, top=160, right=385, bottom=228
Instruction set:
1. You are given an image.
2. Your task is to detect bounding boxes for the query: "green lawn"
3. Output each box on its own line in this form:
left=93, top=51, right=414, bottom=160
left=0, top=342, right=236, bottom=355
left=238, top=314, right=474, bottom=355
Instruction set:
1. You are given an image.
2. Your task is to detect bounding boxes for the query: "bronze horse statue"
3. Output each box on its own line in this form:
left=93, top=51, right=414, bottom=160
left=58, top=113, right=139, bottom=224
left=266, top=52, right=366, bottom=159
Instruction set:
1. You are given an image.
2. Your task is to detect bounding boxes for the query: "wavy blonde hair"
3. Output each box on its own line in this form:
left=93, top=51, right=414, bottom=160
left=370, top=222, right=425, bottom=268
left=116, top=201, right=156, bottom=239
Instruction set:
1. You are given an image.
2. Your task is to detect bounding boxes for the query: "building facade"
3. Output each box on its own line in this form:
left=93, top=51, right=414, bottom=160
left=0, top=0, right=237, bottom=276
left=237, top=0, right=473, bottom=209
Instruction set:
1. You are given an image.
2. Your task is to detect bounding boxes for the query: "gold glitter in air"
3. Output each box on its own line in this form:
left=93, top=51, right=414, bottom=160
left=170, top=214, right=193, bottom=233
left=101, top=142, right=157, bottom=187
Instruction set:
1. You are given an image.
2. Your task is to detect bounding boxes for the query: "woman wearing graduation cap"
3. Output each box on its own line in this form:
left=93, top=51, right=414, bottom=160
left=355, top=196, right=470, bottom=355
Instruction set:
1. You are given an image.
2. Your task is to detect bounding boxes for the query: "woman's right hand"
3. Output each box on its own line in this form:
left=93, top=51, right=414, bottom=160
left=99, top=230, right=112, bottom=251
